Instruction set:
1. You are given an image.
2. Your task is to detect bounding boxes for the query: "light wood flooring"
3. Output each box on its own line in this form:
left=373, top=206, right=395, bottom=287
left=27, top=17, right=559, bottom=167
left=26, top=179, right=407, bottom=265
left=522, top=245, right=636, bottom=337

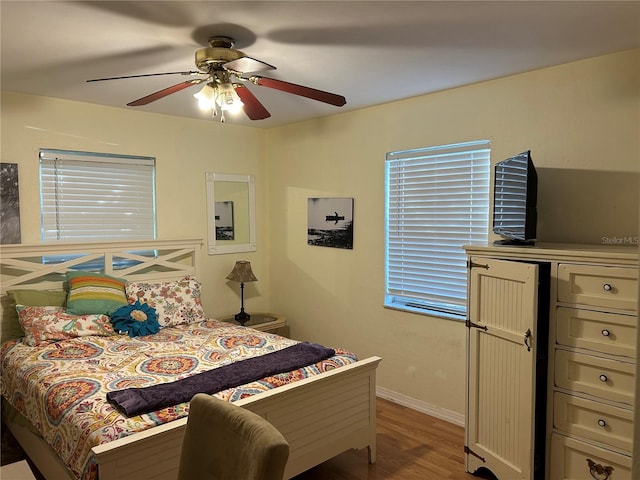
left=293, top=397, right=496, bottom=480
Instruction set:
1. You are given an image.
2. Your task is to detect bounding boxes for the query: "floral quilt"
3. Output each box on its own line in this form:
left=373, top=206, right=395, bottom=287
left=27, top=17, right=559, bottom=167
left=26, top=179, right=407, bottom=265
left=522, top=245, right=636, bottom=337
left=1, top=319, right=357, bottom=480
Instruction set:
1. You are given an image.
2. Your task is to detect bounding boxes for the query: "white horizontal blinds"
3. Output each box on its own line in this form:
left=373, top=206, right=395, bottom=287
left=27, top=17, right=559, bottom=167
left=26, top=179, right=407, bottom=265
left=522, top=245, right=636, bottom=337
left=40, top=149, right=156, bottom=242
left=386, top=141, right=490, bottom=316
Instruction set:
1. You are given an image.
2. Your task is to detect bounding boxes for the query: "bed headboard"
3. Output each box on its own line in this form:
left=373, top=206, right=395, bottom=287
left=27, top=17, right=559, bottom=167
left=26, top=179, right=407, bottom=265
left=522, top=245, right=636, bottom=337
left=0, top=238, right=202, bottom=343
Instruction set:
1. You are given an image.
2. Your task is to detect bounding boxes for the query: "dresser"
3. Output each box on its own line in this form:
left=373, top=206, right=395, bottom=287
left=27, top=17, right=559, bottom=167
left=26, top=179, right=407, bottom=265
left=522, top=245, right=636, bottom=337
left=550, top=259, right=637, bottom=479
left=464, top=243, right=638, bottom=480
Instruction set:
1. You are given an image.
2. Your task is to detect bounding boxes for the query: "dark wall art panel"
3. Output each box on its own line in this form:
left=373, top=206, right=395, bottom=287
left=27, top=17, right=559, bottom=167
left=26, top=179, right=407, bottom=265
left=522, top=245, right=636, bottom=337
left=1, top=163, right=21, bottom=244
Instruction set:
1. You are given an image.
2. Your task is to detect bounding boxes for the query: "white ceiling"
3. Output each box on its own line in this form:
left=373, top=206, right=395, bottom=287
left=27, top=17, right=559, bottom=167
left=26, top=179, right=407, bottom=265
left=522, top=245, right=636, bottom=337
left=2, top=1, right=639, bottom=129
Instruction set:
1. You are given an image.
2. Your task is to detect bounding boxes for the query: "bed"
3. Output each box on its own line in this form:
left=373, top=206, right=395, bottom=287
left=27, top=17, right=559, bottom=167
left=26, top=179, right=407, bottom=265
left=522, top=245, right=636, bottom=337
left=0, top=238, right=381, bottom=480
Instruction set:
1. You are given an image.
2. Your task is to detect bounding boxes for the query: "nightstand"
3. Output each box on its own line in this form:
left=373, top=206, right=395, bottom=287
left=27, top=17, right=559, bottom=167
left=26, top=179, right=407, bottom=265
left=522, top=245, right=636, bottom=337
left=219, top=312, right=286, bottom=333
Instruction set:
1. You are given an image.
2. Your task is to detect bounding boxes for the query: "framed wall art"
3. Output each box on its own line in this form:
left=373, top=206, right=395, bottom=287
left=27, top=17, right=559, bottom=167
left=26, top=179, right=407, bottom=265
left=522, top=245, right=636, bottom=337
left=307, top=197, right=354, bottom=249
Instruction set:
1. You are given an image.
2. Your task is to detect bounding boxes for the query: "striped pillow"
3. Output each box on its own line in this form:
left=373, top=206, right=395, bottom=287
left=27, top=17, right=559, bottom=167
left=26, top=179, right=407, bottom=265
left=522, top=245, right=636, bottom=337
left=65, top=270, right=128, bottom=315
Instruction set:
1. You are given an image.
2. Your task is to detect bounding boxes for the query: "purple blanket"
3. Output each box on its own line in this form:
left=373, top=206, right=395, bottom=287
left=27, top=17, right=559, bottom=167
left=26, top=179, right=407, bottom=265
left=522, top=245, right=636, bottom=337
left=106, top=342, right=335, bottom=416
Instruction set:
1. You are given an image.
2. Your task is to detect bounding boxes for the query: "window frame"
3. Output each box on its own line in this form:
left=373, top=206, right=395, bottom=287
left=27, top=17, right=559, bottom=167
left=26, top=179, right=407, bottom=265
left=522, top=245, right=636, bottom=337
left=39, top=148, right=157, bottom=243
left=384, top=140, right=491, bottom=320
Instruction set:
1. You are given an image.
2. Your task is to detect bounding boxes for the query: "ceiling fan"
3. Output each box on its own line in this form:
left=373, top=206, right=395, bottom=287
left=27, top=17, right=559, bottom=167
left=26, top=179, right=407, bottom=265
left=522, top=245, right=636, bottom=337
left=87, top=36, right=346, bottom=122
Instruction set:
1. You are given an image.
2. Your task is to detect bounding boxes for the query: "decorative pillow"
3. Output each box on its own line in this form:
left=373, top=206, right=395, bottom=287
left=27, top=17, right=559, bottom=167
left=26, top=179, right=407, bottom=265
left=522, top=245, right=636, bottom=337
left=125, top=276, right=206, bottom=328
left=65, top=270, right=128, bottom=315
left=110, top=301, right=160, bottom=337
left=8, top=289, right=68, bottom=307
left=3, top=289, right=68, bottom=341
left=17, top=305, right=115, bottom=346
left=1, top=294, right=24, bottom=342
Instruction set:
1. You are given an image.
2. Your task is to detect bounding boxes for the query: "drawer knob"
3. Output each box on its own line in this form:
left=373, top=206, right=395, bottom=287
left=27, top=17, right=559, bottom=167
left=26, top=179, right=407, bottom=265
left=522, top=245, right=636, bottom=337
left=597, top=419, right=607, bottom=427
left=602, top=283, right=612, bottom=291
left=586, top=459, right=614, bottom=480
left=601, top=329, right=610, bottom=337
left=599, top=374, right=608, bottom=382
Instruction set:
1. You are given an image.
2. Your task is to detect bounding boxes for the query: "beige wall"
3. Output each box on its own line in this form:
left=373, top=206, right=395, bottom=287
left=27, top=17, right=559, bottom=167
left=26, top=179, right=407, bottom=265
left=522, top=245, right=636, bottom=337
left=0, top=93, right=269, bottom=318
left=1, top=49, right=638, bottom=419
left=265, top=49, right=640, bottom=416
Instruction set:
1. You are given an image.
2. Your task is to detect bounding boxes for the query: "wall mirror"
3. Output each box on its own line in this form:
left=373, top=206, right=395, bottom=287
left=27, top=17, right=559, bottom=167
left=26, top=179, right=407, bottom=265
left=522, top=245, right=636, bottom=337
left=206, top=173, right=256, bottom=254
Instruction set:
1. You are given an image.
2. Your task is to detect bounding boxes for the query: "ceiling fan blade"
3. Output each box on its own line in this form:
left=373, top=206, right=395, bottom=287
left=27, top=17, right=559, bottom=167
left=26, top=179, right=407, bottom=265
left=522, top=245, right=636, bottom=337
left=87, top=71, right=202, bottom=82
left=250, top=76, right=346, bottom=106
left=234, top=84, right=271, bottom=120
left=127, top=78, right=205, bottom=106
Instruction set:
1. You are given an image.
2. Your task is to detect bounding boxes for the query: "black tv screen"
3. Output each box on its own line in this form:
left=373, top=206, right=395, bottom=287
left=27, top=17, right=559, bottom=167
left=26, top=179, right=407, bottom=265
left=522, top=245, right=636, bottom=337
left=492, top=150, right=537, bottom=243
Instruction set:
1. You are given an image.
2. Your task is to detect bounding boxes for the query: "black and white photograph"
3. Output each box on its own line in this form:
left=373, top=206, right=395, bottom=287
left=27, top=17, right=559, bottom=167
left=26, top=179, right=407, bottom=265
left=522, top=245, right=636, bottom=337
left=214, top=201, right=234, bottom=240
left=1, top=163, right=21, bottom=244
left=307, top=197, right=353, bottom=249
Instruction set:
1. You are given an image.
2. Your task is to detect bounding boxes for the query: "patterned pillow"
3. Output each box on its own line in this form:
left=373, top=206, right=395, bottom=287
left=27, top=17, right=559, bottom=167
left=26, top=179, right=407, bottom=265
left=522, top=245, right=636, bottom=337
left=17, top=305, right=115, bottom=346
left=65, top=270, right=128, bottom=315
left=4, top=289, right=68, bottom=341
left=125, top=276, right=206, bottom=328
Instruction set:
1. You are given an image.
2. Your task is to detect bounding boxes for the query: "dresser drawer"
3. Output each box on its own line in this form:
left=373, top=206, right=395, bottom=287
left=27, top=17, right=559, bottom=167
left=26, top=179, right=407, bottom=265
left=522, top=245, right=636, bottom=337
left=556, top=307, right=637, bottom=359
left=553, top=392, right=633, bottom=453
left=555, top=350, right=635, bottom=406
left=557, top=264, right=638, bottom=311
left=550, top=433, right=632, bottom=480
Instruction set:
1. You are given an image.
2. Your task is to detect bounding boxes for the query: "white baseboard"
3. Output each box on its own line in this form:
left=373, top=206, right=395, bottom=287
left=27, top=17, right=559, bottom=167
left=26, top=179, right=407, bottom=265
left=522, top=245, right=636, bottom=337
left=376, top=386, right=465, bottom=427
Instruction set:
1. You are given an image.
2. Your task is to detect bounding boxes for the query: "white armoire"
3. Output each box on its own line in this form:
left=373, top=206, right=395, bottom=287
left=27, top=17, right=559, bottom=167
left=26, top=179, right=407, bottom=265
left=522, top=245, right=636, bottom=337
left=464, top=243, right=638, bottom=480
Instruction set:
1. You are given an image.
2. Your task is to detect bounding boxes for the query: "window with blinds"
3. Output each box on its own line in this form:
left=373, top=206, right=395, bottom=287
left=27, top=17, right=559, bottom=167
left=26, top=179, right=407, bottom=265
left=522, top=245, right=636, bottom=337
left=385, top=140, right=490, bottom=319
left=40, top=149, right=156, bottom=242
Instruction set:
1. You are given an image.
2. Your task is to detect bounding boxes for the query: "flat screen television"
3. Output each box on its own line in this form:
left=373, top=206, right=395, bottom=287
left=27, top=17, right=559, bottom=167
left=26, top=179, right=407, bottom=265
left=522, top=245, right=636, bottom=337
left=492, top=150, right=538, bottom=244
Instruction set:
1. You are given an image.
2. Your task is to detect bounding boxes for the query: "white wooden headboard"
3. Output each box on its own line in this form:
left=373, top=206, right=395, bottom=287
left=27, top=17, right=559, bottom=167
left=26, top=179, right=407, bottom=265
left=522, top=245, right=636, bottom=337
left=0, top=238, right=202, bottom=343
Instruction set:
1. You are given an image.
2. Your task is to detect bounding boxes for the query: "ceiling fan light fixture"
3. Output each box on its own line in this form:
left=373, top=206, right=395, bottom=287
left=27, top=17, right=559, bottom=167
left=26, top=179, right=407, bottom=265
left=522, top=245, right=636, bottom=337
left=216, top=83, right=244, bottom=113
left=193, top=84, right=217, bottom=111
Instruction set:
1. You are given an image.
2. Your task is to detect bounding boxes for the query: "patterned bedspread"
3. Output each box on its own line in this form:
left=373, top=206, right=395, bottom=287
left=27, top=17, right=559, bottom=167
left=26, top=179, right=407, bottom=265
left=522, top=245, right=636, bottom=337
left=0, top=319, right=357, bottom=480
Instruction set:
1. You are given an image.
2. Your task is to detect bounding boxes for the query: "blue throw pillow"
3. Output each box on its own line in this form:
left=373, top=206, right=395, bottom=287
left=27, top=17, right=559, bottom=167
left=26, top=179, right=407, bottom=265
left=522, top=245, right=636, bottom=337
left=110, top=301, right=160, bottom=337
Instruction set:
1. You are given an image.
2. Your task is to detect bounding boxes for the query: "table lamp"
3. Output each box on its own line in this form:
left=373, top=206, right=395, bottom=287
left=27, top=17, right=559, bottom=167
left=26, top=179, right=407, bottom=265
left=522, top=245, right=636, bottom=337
left=226, top=260, right=257, bottom=325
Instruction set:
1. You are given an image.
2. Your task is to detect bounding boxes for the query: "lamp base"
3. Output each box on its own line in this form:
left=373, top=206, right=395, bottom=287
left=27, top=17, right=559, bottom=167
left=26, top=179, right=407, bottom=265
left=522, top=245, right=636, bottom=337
left=234, top=311, right=251, bottom=326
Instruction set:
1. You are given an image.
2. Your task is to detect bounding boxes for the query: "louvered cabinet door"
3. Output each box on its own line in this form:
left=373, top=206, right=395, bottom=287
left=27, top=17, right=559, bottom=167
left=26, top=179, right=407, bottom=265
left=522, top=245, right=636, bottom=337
left=466, top=257, right=539, bottom=480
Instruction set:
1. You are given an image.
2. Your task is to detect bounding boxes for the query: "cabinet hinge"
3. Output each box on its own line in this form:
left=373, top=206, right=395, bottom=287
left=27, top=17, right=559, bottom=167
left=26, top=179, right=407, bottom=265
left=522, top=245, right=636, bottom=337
left=464, top=445, right=485, bottom=463
left=466, top=319, right=488, bottom=331
left=467, top=260, right=489, bottom=270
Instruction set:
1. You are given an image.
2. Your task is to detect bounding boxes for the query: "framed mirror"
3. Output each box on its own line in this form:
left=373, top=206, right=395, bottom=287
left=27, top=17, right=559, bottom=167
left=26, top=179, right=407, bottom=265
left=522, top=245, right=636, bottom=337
left=206, top=173, right=256, bottom=254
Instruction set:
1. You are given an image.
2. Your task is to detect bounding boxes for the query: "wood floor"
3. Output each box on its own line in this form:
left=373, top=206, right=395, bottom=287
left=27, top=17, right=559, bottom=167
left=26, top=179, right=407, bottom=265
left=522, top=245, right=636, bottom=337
left=3, top=397, right=496, bottom=480
left=293, top=397, right=496, bottom=480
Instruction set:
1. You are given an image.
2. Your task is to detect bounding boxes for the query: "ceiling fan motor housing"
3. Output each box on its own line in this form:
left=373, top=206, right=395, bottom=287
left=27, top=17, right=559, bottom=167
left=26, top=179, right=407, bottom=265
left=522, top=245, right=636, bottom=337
left=195, top=47, right=246, bottom=72
left=195, top=36, right=246, bottom=73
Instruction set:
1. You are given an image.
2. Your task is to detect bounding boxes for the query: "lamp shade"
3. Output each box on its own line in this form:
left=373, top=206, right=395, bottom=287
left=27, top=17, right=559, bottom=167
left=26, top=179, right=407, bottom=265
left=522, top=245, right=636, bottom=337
left=216, top=83, right=244, bottom=112
left=193, top=84, right=217, bottom=110
left=226, top=261, right=257, bottom=283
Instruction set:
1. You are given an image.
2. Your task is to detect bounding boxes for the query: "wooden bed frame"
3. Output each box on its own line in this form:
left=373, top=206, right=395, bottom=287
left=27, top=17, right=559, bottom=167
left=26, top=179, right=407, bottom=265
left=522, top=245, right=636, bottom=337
left=0, top=238, right=381, bottom=480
